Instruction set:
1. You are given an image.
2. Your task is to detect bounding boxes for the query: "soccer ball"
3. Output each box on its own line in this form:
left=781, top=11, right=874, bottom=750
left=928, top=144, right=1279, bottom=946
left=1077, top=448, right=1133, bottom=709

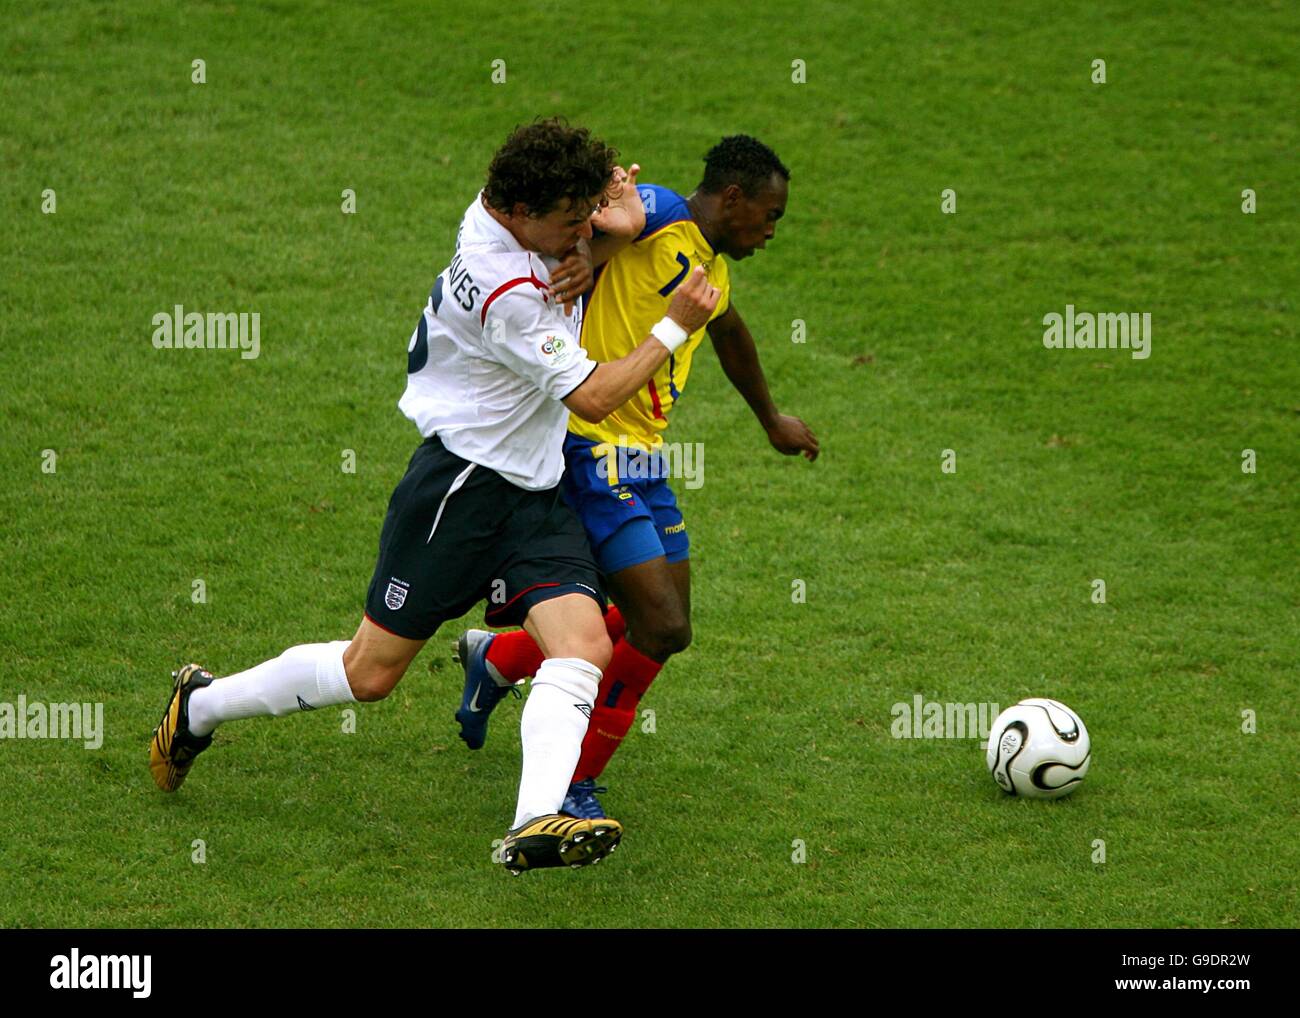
left=986, top=698, right=1091, bottom=799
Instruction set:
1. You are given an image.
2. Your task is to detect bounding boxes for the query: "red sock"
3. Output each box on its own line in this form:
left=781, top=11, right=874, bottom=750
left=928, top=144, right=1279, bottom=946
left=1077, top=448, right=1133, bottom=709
left=602, top=605, right=626, bottom=644
left=485, top=605, right=627, bottom=682
left=572, top=636, right=661, bottom=782
left=484, top=629, right=544, bottom=683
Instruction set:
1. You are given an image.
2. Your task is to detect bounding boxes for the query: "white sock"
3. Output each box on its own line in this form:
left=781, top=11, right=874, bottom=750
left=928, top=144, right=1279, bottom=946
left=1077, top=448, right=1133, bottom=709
left=187, top=641, right=355, bottom=737
left=511, top=657, right=601, bottom=830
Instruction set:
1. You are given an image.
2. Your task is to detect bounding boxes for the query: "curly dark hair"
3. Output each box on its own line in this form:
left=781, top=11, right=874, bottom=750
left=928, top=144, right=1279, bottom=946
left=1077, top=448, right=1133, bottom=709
left=699, top=135, right=790, bottom=197
left=483, top=118, right=618, bottom=216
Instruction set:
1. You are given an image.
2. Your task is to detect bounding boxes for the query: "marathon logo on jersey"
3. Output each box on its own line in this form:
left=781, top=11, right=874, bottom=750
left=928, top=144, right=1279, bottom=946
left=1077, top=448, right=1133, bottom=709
left=384, top=578, right=410, bottom=611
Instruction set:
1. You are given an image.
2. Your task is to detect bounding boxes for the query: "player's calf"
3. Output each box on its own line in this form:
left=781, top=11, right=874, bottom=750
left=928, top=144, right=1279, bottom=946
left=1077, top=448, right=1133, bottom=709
left=342, top=617, right=425, bottom=701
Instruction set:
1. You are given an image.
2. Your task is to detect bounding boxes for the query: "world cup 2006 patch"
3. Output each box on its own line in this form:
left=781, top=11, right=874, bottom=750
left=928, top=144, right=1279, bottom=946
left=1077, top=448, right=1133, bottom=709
left=538, top=333, right=574, bottom=369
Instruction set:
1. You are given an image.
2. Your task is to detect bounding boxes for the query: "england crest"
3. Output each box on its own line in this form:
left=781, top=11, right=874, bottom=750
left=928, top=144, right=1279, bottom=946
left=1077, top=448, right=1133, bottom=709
left=384, top=580, right=409, bottom=611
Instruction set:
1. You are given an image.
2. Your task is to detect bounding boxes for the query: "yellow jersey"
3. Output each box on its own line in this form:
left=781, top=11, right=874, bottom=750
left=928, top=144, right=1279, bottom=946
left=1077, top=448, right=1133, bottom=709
left=569, top=184, right=731, bottom=450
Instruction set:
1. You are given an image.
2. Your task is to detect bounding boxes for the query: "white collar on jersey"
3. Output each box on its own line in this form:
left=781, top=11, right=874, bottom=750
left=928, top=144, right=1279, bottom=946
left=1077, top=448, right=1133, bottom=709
left=466, top=191, right=527, bottom=253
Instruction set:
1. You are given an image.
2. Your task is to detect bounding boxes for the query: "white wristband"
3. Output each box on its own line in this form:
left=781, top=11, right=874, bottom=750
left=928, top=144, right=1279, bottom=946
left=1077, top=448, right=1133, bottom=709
left=651, top=317, right=689, bottom=353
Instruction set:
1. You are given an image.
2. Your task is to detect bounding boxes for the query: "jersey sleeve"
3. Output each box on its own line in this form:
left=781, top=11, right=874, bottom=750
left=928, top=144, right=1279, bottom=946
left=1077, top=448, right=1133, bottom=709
left=635, top=184, right=690, bottom=241
left=483, top=290, right=596, bottom=401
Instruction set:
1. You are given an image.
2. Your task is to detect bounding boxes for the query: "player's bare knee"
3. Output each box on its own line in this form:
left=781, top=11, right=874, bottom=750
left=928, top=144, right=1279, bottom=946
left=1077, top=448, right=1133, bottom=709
left=588, top=632, right=614, bottom=671
left=545, top=630, right=612, bottom=671
left=572, top=631, right=613, bottom=672
left=660, top=616, right=691, bottom=657
left=343, top=661, right=403, bottom=702
left=637, top=617, right=691, bottom=660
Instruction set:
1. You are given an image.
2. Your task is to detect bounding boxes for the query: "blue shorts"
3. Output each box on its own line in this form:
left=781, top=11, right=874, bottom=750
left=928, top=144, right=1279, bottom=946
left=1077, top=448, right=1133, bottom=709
left=560, top=434, right=690, bottom=574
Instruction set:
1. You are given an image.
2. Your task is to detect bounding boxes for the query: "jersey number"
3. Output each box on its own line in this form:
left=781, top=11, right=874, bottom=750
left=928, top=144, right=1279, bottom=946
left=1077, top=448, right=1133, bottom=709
left=407, top=277, right=444, bottom=374
left=657, top=252, right=691, bottom=296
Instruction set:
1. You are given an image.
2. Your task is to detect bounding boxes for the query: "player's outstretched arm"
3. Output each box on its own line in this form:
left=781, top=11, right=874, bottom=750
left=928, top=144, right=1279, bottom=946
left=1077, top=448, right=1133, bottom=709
left=564, top=266, right=718, bottom=423
left=707, top=303, right=820, bottom=461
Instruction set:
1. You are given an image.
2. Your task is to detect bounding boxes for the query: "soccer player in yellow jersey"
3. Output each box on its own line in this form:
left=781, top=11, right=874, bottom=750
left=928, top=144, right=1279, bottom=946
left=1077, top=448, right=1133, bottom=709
left=454, top=136, right=819, bottom=819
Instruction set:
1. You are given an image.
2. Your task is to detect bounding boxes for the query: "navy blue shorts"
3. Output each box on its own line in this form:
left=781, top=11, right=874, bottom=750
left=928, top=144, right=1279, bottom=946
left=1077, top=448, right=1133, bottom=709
left=364, top=436, right=605, bottom=640
left=559, top=434, right=690, bottom=575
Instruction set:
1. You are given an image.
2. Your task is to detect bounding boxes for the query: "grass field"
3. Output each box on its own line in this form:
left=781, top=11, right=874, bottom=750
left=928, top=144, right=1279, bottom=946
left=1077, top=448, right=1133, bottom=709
left=2, top=0, right=1297, bottom=928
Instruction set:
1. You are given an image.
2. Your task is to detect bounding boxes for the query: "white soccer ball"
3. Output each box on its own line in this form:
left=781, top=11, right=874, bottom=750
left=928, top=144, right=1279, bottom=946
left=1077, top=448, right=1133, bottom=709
left=986, top=698, right=1091, bottom=799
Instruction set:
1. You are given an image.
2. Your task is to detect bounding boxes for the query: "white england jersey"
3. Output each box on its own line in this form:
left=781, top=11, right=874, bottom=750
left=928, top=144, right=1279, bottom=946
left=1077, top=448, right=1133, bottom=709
left=398, top=193, right=597, bottom=490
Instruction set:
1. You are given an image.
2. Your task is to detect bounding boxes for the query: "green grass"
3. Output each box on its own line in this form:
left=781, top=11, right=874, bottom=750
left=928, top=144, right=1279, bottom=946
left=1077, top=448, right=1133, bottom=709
left=2, top=0, right=1297, bottom=928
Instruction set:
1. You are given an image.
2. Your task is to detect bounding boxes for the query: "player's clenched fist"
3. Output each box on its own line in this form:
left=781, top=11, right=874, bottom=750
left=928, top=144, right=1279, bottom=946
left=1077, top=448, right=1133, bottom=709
left=666, top=266, right=721, bottom=336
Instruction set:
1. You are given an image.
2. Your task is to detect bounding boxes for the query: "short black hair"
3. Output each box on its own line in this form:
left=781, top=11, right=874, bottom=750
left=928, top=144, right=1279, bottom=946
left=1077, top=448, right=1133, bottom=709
left=699, top=135, right=790, bottom=196
left=484, top=118, right=618, bottom=216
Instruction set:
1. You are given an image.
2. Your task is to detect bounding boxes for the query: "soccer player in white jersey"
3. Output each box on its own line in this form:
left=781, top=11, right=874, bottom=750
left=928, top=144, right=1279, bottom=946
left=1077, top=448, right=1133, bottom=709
left=149, top=119, right=720, bottom=873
